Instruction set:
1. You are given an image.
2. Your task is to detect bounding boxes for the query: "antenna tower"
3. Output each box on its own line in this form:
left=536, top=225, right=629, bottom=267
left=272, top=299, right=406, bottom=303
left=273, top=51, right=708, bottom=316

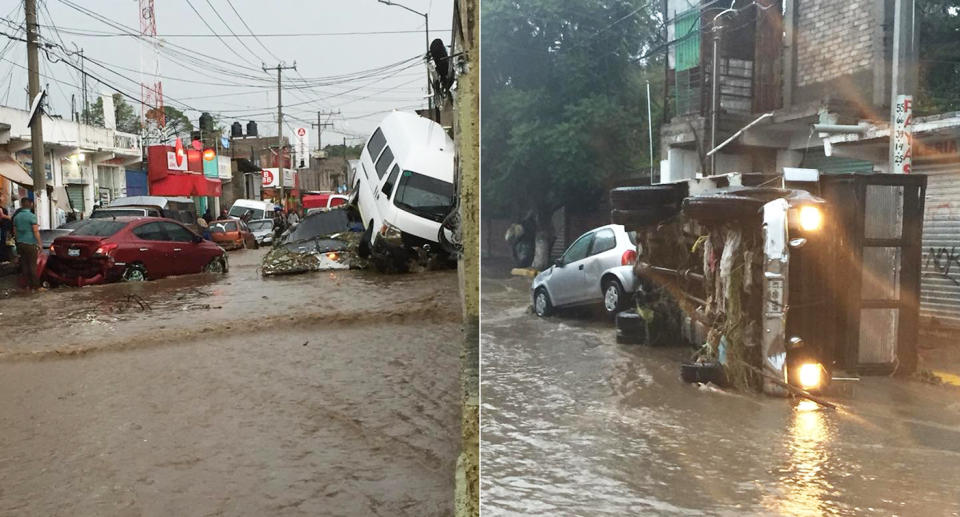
left=140, top=0, right=165, bottom=139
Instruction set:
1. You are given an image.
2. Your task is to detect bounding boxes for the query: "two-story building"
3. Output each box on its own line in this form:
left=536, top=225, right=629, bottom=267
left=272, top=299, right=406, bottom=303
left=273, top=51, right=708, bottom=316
left=0, top=105, right=142, bottom=228
left=658, top=0, right=960, bottom=332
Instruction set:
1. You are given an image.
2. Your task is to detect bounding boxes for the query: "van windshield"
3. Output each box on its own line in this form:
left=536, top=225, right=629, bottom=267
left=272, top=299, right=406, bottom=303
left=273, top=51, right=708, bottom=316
left=228, top=206, right=265, bottom=220
left=393, top=170, right=454, bottom=223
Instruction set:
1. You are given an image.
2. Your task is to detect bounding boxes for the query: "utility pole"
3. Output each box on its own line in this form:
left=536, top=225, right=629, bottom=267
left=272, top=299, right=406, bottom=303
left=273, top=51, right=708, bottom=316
left=263, top=62, right=296, bottom=207
left=889, top=0, right=916, bottom=174
left=376, top=1, right=432, bottom=116
left=312, top=110, right=339, bottom=151
left=80, top=49, right=88, bottom=124
left=25, top=0, right=47, bottom=228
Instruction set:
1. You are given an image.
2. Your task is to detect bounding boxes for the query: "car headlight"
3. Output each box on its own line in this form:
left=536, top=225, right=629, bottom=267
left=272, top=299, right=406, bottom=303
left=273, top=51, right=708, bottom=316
left=797, top=362, right=824, bottom=390
left=799, top=206, right=823, bottom=232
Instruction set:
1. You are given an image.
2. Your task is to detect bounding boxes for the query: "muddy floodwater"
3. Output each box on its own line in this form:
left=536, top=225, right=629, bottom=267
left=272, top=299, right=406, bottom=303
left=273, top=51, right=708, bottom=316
left=481, top=275, right=960, bottom=516
left=0, top=249, right=462, bottom=516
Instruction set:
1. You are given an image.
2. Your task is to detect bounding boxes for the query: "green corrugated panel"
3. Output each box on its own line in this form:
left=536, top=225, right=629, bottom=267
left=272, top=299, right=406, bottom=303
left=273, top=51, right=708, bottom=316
left=801, top=150, right=874, bottom=174
left=675, top=9, right=700, bottom=72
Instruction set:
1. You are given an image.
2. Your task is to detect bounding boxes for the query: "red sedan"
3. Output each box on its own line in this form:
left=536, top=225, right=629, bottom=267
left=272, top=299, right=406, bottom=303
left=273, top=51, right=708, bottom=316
left=209, top=219, right=258, bottom=250
left=44, top=217, right=228, bottom=286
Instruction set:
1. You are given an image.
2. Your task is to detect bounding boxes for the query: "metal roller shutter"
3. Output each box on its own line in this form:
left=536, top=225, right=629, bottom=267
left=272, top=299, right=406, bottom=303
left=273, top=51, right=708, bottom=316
left=66, top=185, right=85, bottom=214
left=916, top=162, right=960, bottom=327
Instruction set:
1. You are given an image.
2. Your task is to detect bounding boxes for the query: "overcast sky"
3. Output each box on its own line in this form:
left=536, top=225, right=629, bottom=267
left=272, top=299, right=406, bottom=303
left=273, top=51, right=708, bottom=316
left=0, top=0, right=453, bottom=147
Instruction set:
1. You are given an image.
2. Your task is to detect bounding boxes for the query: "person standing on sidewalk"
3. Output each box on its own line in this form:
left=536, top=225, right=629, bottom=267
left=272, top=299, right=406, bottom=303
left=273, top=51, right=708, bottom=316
left=13, top=198, right=42, bottom=291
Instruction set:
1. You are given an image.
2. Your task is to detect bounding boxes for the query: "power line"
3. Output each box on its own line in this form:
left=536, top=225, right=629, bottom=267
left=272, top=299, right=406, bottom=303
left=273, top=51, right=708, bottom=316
left=222, top=0, right=280, bottom=62
left=182, top=0, right=258, bottom=67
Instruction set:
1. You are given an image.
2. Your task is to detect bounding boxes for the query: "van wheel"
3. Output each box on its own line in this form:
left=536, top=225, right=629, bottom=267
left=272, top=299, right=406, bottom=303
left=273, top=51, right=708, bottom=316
left=122, top=264, right=147, bottom=282
left=358, top=224, right=373, bottom=259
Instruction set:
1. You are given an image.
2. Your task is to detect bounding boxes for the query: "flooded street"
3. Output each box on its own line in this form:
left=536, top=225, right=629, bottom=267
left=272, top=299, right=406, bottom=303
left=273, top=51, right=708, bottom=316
left=0, top=249, right=462, bottom=516
left=481, top=275, right=960, bottom=516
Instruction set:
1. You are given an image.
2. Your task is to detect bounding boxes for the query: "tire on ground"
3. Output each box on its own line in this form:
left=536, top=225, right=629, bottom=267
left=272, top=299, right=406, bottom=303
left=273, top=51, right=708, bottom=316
left=681, top=194, right=765, bottom=223
left=609, top=185, right=685, bottom=209
left=610, top=206, right=679, bottom=227
left=616, top=311, right=645, bottom=333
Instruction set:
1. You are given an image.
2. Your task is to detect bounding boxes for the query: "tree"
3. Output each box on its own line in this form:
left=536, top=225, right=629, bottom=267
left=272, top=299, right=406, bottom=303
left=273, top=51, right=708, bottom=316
left=159, top=106, right=194, bottom=141
left=321, top=143, right=363, bottom=159
left=917, top=0, right=960, bottom=115
left=80, top=93, right=140, bottom=133
left=482, top=0, right=664, bottom=268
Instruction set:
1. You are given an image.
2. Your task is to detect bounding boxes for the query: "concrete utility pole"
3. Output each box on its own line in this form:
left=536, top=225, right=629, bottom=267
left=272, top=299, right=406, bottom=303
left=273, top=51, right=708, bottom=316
left=312, top=110, right=339, bottom=151
left=25, top=0, right=47, bottom=228
left=889, top=0, right=917, bottom=174
left=263, top=62, right=296, bottom=206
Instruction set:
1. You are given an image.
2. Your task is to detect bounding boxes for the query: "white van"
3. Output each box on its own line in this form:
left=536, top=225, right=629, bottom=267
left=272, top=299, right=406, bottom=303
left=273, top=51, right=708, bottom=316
left=227, top=199, right=276, bottom=221
left=354, top=111, right=455, bottom=258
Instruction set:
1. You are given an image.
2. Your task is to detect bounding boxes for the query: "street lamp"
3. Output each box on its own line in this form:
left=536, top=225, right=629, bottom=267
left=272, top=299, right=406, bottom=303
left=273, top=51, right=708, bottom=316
left=377, top=0, right=431, bottom=113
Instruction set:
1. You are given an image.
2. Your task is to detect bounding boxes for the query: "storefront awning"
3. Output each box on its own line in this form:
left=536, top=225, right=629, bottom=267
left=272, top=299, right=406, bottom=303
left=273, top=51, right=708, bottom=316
left=0, top=154, right=33, bottom=186
left=150, top=173, right=221, bottom=197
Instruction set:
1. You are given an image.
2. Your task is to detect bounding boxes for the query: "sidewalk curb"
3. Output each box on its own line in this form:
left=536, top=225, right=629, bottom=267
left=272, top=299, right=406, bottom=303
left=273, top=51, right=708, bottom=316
left=932, top=371, right=960, bottom=387
left=510, top=268, right=538, bottom=278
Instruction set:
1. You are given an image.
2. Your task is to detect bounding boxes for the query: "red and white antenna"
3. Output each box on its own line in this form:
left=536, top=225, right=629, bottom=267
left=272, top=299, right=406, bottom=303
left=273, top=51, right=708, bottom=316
left=139, top=0, right=165, bottom=136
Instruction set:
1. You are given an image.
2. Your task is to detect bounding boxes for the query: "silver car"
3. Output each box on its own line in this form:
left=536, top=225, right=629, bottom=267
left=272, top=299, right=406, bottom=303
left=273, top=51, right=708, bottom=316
left=531, top=224, right=640, bottom=317
left=247, top=219, right=275, bottom=245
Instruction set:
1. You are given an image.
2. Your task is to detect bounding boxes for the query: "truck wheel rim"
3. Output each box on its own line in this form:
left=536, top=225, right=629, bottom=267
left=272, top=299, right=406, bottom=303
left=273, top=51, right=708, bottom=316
left=604, top=285, right=619, bottom=311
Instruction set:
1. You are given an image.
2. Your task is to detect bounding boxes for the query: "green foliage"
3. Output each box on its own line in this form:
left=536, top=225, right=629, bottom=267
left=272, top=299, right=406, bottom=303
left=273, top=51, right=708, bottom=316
left=161, top=106, right=194, bottom=140
left=321, top=143, right=363, bottom=159
left=80, top=93, right=139, bottom=133
left=917, top=0, right=960, bottom=115
left=481, top=0, right=665, bottom=219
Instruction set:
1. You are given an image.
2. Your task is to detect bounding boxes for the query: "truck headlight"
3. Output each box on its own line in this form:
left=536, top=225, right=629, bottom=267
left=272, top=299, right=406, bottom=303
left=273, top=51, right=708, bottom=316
left=799, top=206, right=823, bottom=232
left=797, top=362, right=824, bottom=390
left=379, top=222, right=402, bottom=241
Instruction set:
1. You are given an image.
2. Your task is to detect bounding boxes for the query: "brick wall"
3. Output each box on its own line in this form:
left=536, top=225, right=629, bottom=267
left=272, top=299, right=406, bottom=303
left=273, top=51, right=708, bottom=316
left=796, top=0, right=875, bottom=87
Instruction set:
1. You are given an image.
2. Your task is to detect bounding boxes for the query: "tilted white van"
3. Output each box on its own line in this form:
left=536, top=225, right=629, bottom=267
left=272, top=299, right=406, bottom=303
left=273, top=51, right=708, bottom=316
left=353, top=111, right=456, bottom=262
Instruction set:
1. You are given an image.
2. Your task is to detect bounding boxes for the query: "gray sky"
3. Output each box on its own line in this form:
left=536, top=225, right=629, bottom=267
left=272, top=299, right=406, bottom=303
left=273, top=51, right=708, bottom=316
left=0, top=0, right=453, bottom=146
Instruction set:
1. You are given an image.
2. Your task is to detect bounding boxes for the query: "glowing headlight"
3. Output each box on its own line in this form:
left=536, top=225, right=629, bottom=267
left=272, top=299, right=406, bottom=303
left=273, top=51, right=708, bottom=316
left=798, top=363, right=823, bottom=390
left=799, top=206, right=823, bottom=232
left=326, top=251, right=340, bottom=261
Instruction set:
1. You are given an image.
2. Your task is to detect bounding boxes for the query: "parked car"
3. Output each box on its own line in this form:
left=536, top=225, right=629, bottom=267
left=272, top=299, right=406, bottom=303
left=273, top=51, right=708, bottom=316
left=91, top=207, right=162, bottom=219
left=44, top=217, right=227, bottom=286
left=109, top=196, right=198, bottom=231
left=209, top=219, right=258, bottom=250
left=531, top=224, right=638, bottom=318
left=303, top=193, right=349, bottom=214
left=247, top=219, right=275, bottom=245
left=354, top=111, right=456, bottom=266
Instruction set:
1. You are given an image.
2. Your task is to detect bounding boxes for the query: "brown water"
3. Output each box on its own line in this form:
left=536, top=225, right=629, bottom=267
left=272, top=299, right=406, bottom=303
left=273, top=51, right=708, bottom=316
left=481, top=276, right=960, bottom=516
left=0, top=249, right=462, bottom=516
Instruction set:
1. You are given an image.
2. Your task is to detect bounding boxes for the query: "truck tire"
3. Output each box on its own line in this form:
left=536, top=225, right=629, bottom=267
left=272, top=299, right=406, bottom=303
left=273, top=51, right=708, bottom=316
left=358, top=224, right=372, bottom=259
left=609, top=185, right=684, bottom=209
left=610, top=206, right=678, bottom=227
left=681, top=195, right=765, bottom=223
left=680, top=361, right=727, bottom=386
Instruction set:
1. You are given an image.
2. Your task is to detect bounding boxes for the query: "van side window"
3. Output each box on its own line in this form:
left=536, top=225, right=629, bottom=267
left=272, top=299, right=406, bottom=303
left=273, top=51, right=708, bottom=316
left=381, top=165, right=400, bottom=198
left=367, top=128, right=386, bottom=161
left=375, top=146, right=394, bottom=179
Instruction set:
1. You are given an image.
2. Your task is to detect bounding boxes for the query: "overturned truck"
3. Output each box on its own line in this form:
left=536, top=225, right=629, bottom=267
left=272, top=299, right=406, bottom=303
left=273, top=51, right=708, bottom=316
left=611, top=171, right=926, bottom=395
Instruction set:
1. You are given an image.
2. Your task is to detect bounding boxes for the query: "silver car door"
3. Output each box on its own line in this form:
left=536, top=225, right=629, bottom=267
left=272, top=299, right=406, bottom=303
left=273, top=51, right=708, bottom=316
left=550, top=232, right=594, bottom=306
left=579, top=228, right=619, bottom=302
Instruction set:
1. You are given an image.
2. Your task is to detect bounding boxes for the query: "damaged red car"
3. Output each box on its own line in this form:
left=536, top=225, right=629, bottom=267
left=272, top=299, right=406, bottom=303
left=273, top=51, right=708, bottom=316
left=44, top=218, right=228, bottom=286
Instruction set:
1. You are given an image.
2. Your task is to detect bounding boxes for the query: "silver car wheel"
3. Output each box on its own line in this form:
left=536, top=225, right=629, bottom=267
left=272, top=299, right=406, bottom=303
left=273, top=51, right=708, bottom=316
left=535, top=291, right=548, bottom=316
left=604, top=283, right=620, bottom=312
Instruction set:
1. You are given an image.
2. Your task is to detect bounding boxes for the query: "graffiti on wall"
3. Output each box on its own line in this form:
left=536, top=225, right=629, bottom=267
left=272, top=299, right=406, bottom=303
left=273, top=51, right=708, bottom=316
left=925, top=246, right=960, bottom=286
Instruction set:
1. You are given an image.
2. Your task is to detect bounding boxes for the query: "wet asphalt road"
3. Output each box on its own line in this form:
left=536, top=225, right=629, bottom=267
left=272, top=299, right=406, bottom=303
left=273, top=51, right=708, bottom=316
left=0, top=249, right=462, bottom=516
left=481, top=275, right=960, bottom=516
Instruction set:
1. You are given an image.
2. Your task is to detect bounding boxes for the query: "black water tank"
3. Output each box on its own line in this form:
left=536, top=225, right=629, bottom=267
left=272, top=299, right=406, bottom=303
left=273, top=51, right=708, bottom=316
left=199, top=112, right=214, bottom=132
left=246, top=120, right=258, bottom=137
left=231, top=121, right=243, bottom=138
